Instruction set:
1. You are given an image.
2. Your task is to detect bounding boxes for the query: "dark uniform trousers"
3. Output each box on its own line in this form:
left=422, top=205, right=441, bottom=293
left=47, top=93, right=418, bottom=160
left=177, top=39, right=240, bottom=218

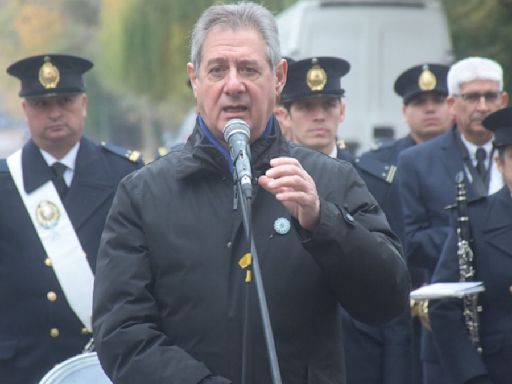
left=343, top=138, right=414, bottom=384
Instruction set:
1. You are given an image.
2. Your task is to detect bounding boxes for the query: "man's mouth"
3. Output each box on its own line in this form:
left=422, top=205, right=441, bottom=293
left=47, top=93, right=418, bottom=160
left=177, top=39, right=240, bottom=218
left=223, top=105, right=248, bottom=113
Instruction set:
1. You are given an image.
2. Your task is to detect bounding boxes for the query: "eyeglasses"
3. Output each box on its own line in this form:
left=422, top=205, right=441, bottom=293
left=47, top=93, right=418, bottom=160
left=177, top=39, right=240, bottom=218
left=454, top=91, right=501, bottom=104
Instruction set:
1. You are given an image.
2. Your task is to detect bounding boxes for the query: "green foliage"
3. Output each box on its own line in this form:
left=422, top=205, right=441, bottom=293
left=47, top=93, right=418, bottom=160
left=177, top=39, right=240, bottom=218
left=443, top=0, right=512, bottom=95
left=97, top=0, right=296, bottom=104
left=9, top=0, right=512, bottom=151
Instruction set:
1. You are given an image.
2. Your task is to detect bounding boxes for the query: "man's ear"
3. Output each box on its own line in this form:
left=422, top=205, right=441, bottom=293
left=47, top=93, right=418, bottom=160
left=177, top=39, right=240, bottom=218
left=500, top=91, right=509, bottom=108
left=447, top=95, right=457, bottom=122
left=187, top=63, right=198, bottom=96
left=338, top=101, right=345, bottom=123
left=82, top=94, right=87, bottom=118
left=275, top=58, right=288, bottom=96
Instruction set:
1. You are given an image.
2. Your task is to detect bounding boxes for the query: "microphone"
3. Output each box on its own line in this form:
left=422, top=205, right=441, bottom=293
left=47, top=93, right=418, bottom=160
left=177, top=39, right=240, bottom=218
left=223, top=119, right=253, bottom=200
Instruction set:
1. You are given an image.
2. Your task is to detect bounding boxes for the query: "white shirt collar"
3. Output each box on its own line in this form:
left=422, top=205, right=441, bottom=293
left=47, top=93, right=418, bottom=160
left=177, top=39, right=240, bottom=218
left=328, top=145, right=338, bottom=159
left=459, top=133, right=503, bottom=194
left=459, top=134, right=493, bottom=166
left=40, top=142, right=80, bottom=171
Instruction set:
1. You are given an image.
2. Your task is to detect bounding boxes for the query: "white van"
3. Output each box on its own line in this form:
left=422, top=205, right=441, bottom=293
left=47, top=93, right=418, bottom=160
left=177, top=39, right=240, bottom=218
left=276, top=0, right=453, bottom=154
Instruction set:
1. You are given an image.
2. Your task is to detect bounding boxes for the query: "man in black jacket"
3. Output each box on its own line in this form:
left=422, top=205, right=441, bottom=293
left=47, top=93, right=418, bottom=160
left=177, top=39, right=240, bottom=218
left=92, top=3, right=410, bottom=384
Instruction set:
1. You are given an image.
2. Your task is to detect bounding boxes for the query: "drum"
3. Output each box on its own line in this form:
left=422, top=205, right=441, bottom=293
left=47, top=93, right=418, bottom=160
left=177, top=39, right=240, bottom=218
left=39, top=352, right=112, bottom=384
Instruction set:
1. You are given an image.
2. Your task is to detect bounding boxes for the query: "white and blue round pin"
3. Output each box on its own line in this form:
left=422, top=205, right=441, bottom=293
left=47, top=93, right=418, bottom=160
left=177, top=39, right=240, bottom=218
left=274, top=217, right=291, bottom=235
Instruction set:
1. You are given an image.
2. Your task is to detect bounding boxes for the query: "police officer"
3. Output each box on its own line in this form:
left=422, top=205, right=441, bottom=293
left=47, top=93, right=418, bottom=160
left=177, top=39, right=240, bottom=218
left=281, top=56, right=411, bottom=384
left=430, top=106, right=512, bottom=384
left=280, top=56, right=354, bottom=161
left=357, top=63, right=451, bottom=221
left=0, top=54, right=143, bottom=383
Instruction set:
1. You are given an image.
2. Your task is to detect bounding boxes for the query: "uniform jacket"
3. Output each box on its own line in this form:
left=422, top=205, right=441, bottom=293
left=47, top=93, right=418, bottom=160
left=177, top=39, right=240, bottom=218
left=357, top=135, right=415, bottom=242
left=93, top=120, right=410, bottom=384
left=341, top=136, right=415, bottom=384
left=397, top=126, right=480, bottom=382
left=0, top=137, right=142, bottom=383
left=397, top=126, right=479, bottom=275
left=430, top=186, right=512, bottom=384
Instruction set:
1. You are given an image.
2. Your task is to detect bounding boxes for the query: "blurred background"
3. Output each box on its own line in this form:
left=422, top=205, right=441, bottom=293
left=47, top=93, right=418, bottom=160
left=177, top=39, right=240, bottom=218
left=0, top=0, right=511, bottom=160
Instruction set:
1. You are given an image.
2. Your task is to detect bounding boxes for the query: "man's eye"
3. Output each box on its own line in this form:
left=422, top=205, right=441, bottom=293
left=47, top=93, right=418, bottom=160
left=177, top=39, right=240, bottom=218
left=295, top=103, right=308, bottom=111
left=59, top=97, right=73, bottom=106
left=208, top=66, right=227, bottom=79
left=31, top=100, right=47, bottom=108
left=325, top=100, right=338, bottom=109
left=239, top=66, right=260, bottom=79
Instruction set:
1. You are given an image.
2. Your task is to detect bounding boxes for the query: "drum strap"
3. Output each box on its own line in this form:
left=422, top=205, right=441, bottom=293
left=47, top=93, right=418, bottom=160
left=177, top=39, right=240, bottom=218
left=7, top=150, right=93, bottom=331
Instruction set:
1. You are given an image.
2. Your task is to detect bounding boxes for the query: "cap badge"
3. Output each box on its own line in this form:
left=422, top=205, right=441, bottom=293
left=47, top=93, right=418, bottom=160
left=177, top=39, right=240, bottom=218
left=38, top=56, right=60, bottom=89
left=307, top=63, right=327, bottom=91
left=274, top=217, right=291, bottom=235
left=35, top=200, right=61, bottom=229
left=418, top=64, right=436, bottom=91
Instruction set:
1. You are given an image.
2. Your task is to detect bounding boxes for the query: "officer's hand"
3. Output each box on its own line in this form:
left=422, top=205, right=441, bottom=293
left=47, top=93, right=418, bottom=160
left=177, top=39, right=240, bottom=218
left=199, top=375, right=232, bottom=384
left=258, top=157, right=320, bottom=231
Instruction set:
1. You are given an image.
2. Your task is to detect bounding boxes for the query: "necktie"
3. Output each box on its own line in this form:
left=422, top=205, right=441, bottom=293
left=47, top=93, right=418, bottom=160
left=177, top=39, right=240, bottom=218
left=475, top=147, right=487, bottom=178
left=51, top=162, right=68, bottom=199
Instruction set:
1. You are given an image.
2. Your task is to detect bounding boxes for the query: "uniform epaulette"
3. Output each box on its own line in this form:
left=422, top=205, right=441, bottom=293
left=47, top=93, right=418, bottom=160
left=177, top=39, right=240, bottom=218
left=101, top=142, right=143, bottom=163
left=336, top=139, right=346, bottom=149
left=370, top=140, right=394, bottom=153
left=0, top=159, right=8, bottom=173
left=355, top=155, right=397, bottom=184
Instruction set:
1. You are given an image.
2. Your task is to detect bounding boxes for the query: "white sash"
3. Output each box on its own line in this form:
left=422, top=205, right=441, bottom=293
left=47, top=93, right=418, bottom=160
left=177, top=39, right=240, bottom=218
left=7, top=149, right=93, bottom=331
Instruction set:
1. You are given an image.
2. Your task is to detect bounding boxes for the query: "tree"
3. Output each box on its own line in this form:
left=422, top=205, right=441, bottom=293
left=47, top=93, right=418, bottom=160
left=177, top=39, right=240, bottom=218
left=442, top=0, right=512, bottom=93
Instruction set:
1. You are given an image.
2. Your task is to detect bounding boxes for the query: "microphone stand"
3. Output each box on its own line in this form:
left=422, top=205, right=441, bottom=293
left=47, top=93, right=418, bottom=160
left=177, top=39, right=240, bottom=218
left=236, top=176, right=282, bottom=384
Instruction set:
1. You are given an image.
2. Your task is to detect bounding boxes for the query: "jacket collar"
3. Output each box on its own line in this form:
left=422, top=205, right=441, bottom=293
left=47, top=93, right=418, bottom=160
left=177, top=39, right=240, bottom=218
left=22, top=137, right=116, bottom=229
left=22, top=140, right=54, bottom=194
left=176, top=115, right=290, bottom=181
left=484, top=186, right=512, bottom=232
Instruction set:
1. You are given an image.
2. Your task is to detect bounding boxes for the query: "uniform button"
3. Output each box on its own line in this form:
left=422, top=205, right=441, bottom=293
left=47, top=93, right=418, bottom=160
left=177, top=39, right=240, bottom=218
left=81, top=327, right=92, bottom=335
left=47, top=291, right=57, bottom=302
left=509, top=285, right=512, bottom=295
left=227, top=242, right=232, bottom=248
left=50, top=328, right=60, bottom=338
left=44, top=258, right=52, bottom=267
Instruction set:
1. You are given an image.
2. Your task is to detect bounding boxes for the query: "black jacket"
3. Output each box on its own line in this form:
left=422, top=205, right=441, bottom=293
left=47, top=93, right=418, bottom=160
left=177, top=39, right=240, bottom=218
left=93, top=120, right=409, bottom=384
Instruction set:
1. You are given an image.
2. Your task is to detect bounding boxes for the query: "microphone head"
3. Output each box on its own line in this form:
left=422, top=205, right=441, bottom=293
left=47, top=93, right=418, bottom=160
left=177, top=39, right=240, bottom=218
left=223, top=118, right=250, bottom=142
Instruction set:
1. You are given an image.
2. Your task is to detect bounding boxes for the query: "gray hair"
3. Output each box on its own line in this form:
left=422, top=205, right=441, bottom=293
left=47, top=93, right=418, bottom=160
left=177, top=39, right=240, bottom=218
left=447, top=56, right=503, bottom=95
left=190, top=2, right=281, bottom=76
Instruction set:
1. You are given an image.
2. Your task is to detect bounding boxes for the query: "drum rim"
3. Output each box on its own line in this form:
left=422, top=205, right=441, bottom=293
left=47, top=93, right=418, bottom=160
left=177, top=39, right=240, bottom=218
left=39, top=352, right=111, bottom=383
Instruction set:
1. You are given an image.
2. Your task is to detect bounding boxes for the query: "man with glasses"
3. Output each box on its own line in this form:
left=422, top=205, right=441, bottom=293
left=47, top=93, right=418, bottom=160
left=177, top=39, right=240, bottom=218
left=430, top=105, right=512, bottom=384
left=397, top=57, right=508, bottom=384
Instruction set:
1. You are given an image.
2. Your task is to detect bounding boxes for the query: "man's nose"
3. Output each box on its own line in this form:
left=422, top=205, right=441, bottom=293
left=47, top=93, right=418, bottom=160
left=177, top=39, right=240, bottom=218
left=475, top=95, right=490, bottom=111
left=424, top=99, right=437, bottom=111
left=47, top=103, right=63, bottom=118
left=224, top=68, right=246, bottom=94
left=312, top=106, right=327, bottom=119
